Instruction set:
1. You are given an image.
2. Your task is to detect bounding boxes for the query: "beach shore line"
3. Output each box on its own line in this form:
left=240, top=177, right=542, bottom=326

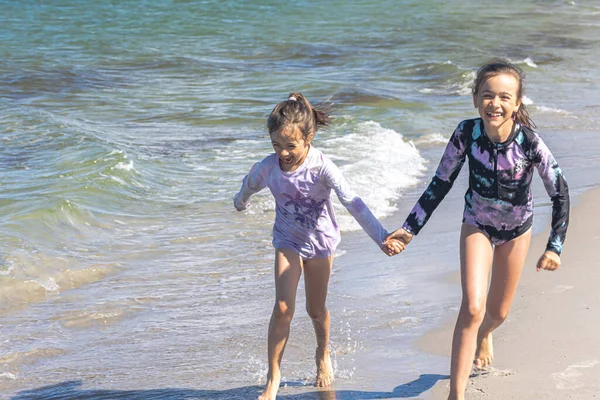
left=420, top=186, right=600, bottom=399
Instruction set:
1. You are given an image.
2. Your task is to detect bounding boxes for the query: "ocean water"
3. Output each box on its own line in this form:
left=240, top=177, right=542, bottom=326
left=1, top=1, right=599, bottom=399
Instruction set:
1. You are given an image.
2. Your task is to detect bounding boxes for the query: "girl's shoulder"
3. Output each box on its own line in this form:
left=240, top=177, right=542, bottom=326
left=257, top=152, right=279, bottom=167
left=247, top=152, right=279, bottom=177
left=446, top=118, right=482, bottom=145
left=307, top=145, right=326, bottom=162
left=295, top=146, right=337, bottom=179
left=513, top=124, right=551, bottom=161
left=456, top=118, right=484, bottom=137
left=306, top=146, right=334, bottom=171
left=514, top=124, right=542, bottom=148
left=458, top=117, right=482, bottom=126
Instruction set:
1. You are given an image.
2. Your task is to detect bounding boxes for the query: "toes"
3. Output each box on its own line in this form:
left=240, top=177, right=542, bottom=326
left=317, top=376, right=332, bottom=387
left=475, top=356, right=492, bottom=369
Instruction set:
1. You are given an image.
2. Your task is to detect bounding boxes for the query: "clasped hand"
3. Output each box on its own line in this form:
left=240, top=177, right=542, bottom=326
left=381, top=228, right=414, bottom=257
left=536, top=250, right=561, bottom=272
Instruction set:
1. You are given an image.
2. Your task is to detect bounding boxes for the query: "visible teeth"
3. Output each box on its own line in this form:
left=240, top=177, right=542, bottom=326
left=487, top=112, right=502, bottom=117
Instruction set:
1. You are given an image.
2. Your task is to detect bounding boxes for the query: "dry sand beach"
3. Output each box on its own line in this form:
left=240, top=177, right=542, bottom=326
left=421, top=187, right=600, bottom=399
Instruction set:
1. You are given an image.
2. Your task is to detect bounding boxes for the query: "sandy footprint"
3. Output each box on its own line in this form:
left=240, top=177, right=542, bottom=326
left=552, top=360, right=599, bottom=389
left=471, top=366, right=514, bottom=378
left=489, top=367, right=515, bottom=377
left=552, top=284, right=574, bottom=294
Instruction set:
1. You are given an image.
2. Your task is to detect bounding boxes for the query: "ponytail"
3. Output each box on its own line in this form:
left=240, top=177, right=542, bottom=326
left=267, top=92, right=331, bottom=140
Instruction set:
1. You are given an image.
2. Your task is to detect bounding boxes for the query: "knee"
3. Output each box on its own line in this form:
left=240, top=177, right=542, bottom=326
left=486, top=306, right=510, bottom=324
left=306, top=304, right=327, bottom=322
left=459, top=301, right=486, bottom=327
left=273, top=300, right=295, bottom=322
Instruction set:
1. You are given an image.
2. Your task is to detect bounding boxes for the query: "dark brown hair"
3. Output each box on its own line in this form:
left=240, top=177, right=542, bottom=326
left=472, top=60, right=536, bottom=129
left=267, top=92, right=331, bottom=140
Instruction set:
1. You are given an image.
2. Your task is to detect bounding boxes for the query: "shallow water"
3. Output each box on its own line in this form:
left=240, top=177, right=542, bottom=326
left=1, top=1, right=600, bottom=398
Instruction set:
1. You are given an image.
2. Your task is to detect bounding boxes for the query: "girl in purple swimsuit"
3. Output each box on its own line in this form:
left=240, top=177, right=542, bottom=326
left=387, top=60, right=569, bottom=400
left=234, top=93, right=403, bottom=400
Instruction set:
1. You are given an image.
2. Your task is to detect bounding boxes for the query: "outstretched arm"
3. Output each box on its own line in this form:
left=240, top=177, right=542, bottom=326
left=402, top=121, right=469, bottom=236
left=233, top=161, right=268, bottom=211
left=322, top=158, right=389, bottom=249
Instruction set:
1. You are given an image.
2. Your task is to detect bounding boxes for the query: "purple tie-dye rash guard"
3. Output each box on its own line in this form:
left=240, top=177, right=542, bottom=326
left=234, top=146, right=389, bottom=259
left=402, top=118, right=569, bottom=255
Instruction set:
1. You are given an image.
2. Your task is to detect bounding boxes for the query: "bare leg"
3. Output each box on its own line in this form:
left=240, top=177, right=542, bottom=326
left=448, top=224, right=493, bottom=400
left=259, top=248, right=303, bottom=400
left=475, top=228, right=531, bottom=369
left=304, top=255, right=334, bottom=387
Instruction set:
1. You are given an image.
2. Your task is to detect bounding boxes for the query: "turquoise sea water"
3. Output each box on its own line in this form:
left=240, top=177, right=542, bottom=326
left=1, top=1, right=599, bottom=398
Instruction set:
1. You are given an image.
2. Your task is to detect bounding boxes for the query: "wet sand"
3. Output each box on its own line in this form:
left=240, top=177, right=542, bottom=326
left=420, top=187, right=600, bottom=399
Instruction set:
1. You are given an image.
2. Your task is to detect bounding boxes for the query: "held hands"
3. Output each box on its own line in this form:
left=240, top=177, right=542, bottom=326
left=536, top=250, right=561, bottom=272
left=381, top=228, right=414, bottom=257
left=382, top=238, right=405, bottom=256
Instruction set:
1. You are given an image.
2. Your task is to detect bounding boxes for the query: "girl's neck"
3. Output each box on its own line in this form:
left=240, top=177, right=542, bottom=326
left=484, top=120, right=516, bottom=144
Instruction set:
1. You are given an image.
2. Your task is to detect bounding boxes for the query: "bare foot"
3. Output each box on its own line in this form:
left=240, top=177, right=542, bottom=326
left=474, top=332, right=493, bottom=369
left=316, top=347, right=334, bottom=387
left=258, top=372, right=281, bottom=400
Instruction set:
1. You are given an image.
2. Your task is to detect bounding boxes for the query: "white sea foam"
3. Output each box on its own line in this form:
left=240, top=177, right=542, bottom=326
left=523, top=57, right=538, bottom=68
left=523, top=94, right=570, bottom=115
left=413, top=132, right=448, bottom=147
left=39, top=277, right=60, bottom=292
left=456, top=71, right=476, bottom=96
left=113, top=160, right=135, bottom=171
left=110, top=175, right=126, bottom=185
left=536, top=105, right=569, bottom=115
left=0, top=372, right=17, bottom=380
left=325, top=121, right=427, bottom=231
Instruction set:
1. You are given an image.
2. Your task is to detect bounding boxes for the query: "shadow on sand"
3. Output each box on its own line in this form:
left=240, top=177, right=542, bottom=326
left=11, top=374, right=448, bottom=399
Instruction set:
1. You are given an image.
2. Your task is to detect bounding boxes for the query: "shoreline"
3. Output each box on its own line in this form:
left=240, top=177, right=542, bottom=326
left=419, top=186, right=600, bottom=399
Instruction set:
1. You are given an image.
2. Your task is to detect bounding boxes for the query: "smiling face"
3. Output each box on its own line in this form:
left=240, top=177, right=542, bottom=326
left=270, top=126, right=312, bottom=172
left=473, top=73, right=522, bottom=140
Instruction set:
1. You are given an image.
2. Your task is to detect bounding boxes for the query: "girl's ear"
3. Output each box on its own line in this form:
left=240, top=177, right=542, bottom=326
left=306, top=132, right=315, bottom=144
left=472, top=94, right=478, bottom=108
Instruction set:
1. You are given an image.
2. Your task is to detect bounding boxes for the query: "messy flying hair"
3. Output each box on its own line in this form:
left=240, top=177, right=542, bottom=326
left=472, top=60, right=537, bottom=129
left=267, top=92, right=331, bottom=140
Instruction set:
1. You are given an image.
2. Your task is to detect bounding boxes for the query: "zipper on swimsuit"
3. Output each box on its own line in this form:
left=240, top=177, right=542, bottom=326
left=494, top=143, right=499, bottom=198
